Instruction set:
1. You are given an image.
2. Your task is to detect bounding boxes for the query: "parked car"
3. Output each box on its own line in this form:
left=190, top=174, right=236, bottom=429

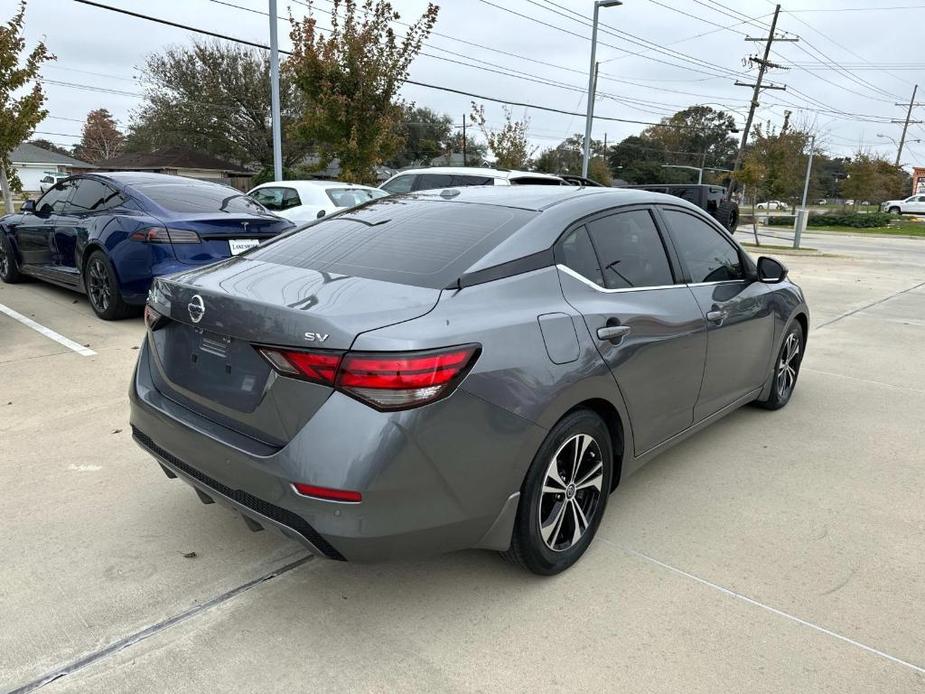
left=39, top=172, right=69, bottom=194
left=881, top=194, right=925, bottom=215
left=379, top=166, right=565, bottom=194
left=0, top=173, right=294, bottom=320
left=756, top=200, right=786, bottom=210
left=620, top=183, right=739, bottom=232
left=130, top=186, right=809, bottom=575
left=248, top=180, right=388, bottom=223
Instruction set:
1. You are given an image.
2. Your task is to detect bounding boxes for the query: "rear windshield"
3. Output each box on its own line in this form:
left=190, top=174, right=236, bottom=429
left=248, top=198, right=537, bottom=288
left=134, top=182, right=271, bottom=215
left=325, top=187, right=388, bottom=208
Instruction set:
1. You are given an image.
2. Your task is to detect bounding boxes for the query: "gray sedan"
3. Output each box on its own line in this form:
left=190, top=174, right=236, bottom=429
left=130, top=186, right=808, bottom=575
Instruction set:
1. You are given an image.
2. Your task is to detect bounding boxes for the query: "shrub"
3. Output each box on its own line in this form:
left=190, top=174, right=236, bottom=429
left=766, top=212, right=894, bottom=228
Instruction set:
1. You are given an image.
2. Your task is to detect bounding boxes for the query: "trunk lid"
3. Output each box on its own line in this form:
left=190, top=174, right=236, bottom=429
left=145, top=256, right=442, bottom=445
left=163, top=215, right=293, bottom=264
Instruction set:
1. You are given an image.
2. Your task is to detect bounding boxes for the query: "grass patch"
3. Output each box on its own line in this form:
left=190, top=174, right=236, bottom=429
left=807, top=224, right=925, bottom=237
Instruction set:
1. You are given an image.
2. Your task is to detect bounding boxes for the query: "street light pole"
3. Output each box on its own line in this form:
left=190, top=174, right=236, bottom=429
left=269, top=0, right=283, bottom=182
left=795, top=135, right=815, bottom=250
left=582, top=0, right=622, bottom=178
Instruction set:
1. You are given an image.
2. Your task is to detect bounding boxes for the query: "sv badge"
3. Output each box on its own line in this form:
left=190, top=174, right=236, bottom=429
left=304, top=332, right=329, bottom=343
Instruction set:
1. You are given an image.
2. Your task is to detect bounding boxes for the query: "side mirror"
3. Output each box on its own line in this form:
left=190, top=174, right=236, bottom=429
left=316, top=209, right=326, bottom=219
left=20, top=199, right=35, bottom=214
left=757, top=256, right=788, bottom=284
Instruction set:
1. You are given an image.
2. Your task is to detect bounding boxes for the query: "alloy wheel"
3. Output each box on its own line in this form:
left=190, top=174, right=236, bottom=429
left=0, top=242, right=8, bottom=277
left=539, top=433, right=604, bottom=552
left=776, top=332, right=801, bottom=400
left=87, top=258, right=112, bottom=312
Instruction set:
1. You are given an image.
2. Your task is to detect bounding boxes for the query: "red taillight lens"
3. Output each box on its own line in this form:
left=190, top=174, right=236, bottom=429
left=130, top=227, right=201, bottom=244
left=291, top=482, right=362, bottom=503
left=144, top=304, right=168, bottom=331
left=256, top=345, right=480, bottom=410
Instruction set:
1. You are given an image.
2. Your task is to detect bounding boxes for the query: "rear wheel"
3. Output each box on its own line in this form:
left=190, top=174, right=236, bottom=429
left=502, top=409, right=613, bottom=575
left=755, top=321, right=804, bottom=410
left=0, top=233, right=23, bottom=283
left=85, top=250, right=135, bottom=320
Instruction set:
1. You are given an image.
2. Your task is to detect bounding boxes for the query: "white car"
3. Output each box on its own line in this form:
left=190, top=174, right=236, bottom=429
left=756, top=200, right=787, bottom=210
left=39, top=172, right=69, bottom=194
left=247, top=180, right=389, bottom=223
left=379, top=167, right=565, bottom=194
left=881, top=194, right=925, bottom=215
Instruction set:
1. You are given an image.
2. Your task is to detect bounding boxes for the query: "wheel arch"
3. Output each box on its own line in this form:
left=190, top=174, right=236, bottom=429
left=562, top=398, right=625, bottom=491
left=79, top=241, right=120, bottom=291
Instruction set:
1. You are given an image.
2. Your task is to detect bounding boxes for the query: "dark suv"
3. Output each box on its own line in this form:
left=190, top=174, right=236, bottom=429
left=620, top=184, right=739, bottom=232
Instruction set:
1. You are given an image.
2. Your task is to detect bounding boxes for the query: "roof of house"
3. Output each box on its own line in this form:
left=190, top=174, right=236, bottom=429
left=95, top=146, right=252, bottom=174
left=11, top=142, right=96, bottom=168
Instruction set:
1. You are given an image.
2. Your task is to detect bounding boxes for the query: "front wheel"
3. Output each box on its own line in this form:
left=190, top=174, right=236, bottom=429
left=84, top=250, right=135, bottom=320
left=502, top=409, right=613, bottom=575
left=888, top=206, right=901, bottom=215
left=755, top=321, right=804, bottom=410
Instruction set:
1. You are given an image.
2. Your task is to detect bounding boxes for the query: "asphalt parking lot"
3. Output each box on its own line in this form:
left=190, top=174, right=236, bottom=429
left=2, top=230, right=923, bottom=693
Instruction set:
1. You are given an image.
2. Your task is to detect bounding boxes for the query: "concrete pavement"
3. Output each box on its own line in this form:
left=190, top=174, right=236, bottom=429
left=1, top=233, right=923, bottom=693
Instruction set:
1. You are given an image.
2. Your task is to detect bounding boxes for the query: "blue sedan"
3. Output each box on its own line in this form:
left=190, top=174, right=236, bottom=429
left=0, top=172, right=294, bottom=319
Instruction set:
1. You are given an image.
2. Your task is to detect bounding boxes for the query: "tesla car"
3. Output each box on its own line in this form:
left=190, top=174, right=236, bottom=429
left=248, top=180, right=389, bottom=223
left=0, top=173, right=294, bottom=319
left=130, top=186, right=809, bottom=575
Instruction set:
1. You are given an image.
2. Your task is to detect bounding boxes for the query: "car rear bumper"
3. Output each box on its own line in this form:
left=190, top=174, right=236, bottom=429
left=129, top=338, right=545, bottom=562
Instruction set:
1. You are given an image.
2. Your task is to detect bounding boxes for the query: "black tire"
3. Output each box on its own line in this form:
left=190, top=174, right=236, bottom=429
left=888, top=206, right=901, bottom=215
left=502, top=409, right=613, bottom=575
left=0, top=232, right=24, bottom=283
left=84, top=250, right=135, bottom=320
left=715, top=200, right=739, bottom=233
left=754, top=321, right=804, bottom=410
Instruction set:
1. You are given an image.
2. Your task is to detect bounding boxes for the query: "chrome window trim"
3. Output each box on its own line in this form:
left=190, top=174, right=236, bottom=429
left=686, top=279, right=748, bottom=288
left=556, top=264, right=683, bottom=294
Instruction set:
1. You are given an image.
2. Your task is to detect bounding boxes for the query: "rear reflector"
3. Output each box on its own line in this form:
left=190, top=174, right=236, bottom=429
left=291, top=482, right=362, bottom=503
left=256, top=344, right=480, bottom=410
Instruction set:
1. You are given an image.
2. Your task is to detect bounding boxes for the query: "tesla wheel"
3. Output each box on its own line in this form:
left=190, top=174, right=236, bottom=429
left=85, top=250, right=134, bottom=320
left=502, top=409, right=613, bottom=575
left=0, top=233, right=23, bottom=283
left=755, top=321, right=804, bottom=410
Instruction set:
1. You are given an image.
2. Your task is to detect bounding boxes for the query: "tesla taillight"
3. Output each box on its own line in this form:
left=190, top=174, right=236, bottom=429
left=130, top=227, right=201, bottom=244
left=256, top=345, right=480, bottom=410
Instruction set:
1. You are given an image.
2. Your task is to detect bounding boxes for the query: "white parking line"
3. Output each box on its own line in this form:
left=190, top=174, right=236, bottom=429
left=614, top=542, right=925, bottom=676
left=0, top=303, right=97, bottom=357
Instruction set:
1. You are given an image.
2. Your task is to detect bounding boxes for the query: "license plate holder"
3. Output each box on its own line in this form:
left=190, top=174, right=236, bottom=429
left=229, top=238, right=260, bottom=255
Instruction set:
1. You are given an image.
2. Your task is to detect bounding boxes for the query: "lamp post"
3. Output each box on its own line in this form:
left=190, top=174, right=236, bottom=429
left=268, top=0, right=283, bottom=182
left=582, top=0, right=622, bottom=179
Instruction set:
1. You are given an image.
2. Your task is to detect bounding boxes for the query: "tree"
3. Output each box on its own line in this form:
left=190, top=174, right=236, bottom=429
left=641, top=105, right=738, bottom=170
left=386, top=106, right=453, bottom=169
left=27, top=138, right=71, bottom=157
left=842, top=153, right=905, bottom=204
left=470, top=103, right=533, bottom=169
left=127, top=41, right=310, bottom=170
left=288, top=0, right=439, bottom=183
left=73, top=108, right=124, bottom=163
left=534, top=133, right=610, bottom=183
left=739, top=123, right=812, bottom=206
left=445, top=130, right=487, bottom=166
left=608, top=135, right=684, bottom=184
left=0, top=1, right=54, bottom=212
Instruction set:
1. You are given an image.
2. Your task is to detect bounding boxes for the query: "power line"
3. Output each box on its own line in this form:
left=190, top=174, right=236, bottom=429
left=787, top=4, right=925, bottom=12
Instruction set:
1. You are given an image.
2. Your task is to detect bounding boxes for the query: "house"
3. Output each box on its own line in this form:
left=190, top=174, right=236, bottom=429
left=95, top=146, right=255, bottom=190
left=9, top=143, right=96, bottom=193
left=299, top=155, right=395, bottom=183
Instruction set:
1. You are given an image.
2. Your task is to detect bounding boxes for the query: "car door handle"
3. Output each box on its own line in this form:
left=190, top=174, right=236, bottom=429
left=706, top=309, right=727, bottom=325
left=597, top=325, right=632, bottom=342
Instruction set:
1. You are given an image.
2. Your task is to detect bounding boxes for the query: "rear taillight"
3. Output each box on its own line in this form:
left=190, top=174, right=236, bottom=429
left=257, top=344, right=480, bottom=410
left=130, top=227, right=201, bottom=244
left=144, top=304, right=168, bottom=331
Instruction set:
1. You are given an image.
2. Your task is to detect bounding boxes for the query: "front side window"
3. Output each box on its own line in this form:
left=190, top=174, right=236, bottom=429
left=325, top=188, right=382, bottom=208
left=662, top=208, right=744, bottom=283
left=67, top=179, right=123, bottom=213
left=380, top=175, right=415, bottom=194
left=585, top=209, right=674, bottom=289
left=35, top=181, right=74, bottom=215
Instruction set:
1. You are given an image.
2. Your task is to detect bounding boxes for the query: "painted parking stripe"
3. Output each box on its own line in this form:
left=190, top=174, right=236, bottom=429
left=0, top=303, right=97, bottom=357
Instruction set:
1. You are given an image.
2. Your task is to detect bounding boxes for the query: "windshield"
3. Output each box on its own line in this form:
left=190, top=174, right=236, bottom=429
left=134, top=182, right=271, bottom=215
left=325, top=187, right=389, bottom=208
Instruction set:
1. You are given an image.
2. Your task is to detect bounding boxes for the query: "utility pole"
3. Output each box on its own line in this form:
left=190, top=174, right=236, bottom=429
left=893, top=84, right=922, bottom=167
left=731, top=4, right=796, bottom=185
left=462, top=113, right=467, bottom=166
left=582, top=0, right=622, bottom=178
left=795, top=135, right=815, bottom=250
left=268, top=0, right=283, bottom=181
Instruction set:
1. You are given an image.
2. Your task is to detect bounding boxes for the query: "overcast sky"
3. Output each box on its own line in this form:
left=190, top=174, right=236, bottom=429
left=11, top=0, right=925, bottom=169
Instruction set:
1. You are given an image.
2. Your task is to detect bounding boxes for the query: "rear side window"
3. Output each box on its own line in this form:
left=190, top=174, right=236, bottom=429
left=451, top=175, right=494, bottom=187
left=510, top=176, right=563, bottom=186
left=558, top=226, right=604, bottom=287
left=661, top=208, right=744, bottom=283
left=251, top=187, right=301, bottom=210
left=67, top=179, right=123, bottom=213
left=414, top=174, right=453, bottom=191
left=249, top=199, right=537, bottom=288
left=135, top=182, right=269, bottom=214
left=380, top=175, right=415, bottom=194
left=586, top=209, right=674, bottom=289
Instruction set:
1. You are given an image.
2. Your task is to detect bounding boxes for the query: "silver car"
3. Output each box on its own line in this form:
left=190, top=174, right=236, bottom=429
left=130, top=186, right=809, bottom=575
